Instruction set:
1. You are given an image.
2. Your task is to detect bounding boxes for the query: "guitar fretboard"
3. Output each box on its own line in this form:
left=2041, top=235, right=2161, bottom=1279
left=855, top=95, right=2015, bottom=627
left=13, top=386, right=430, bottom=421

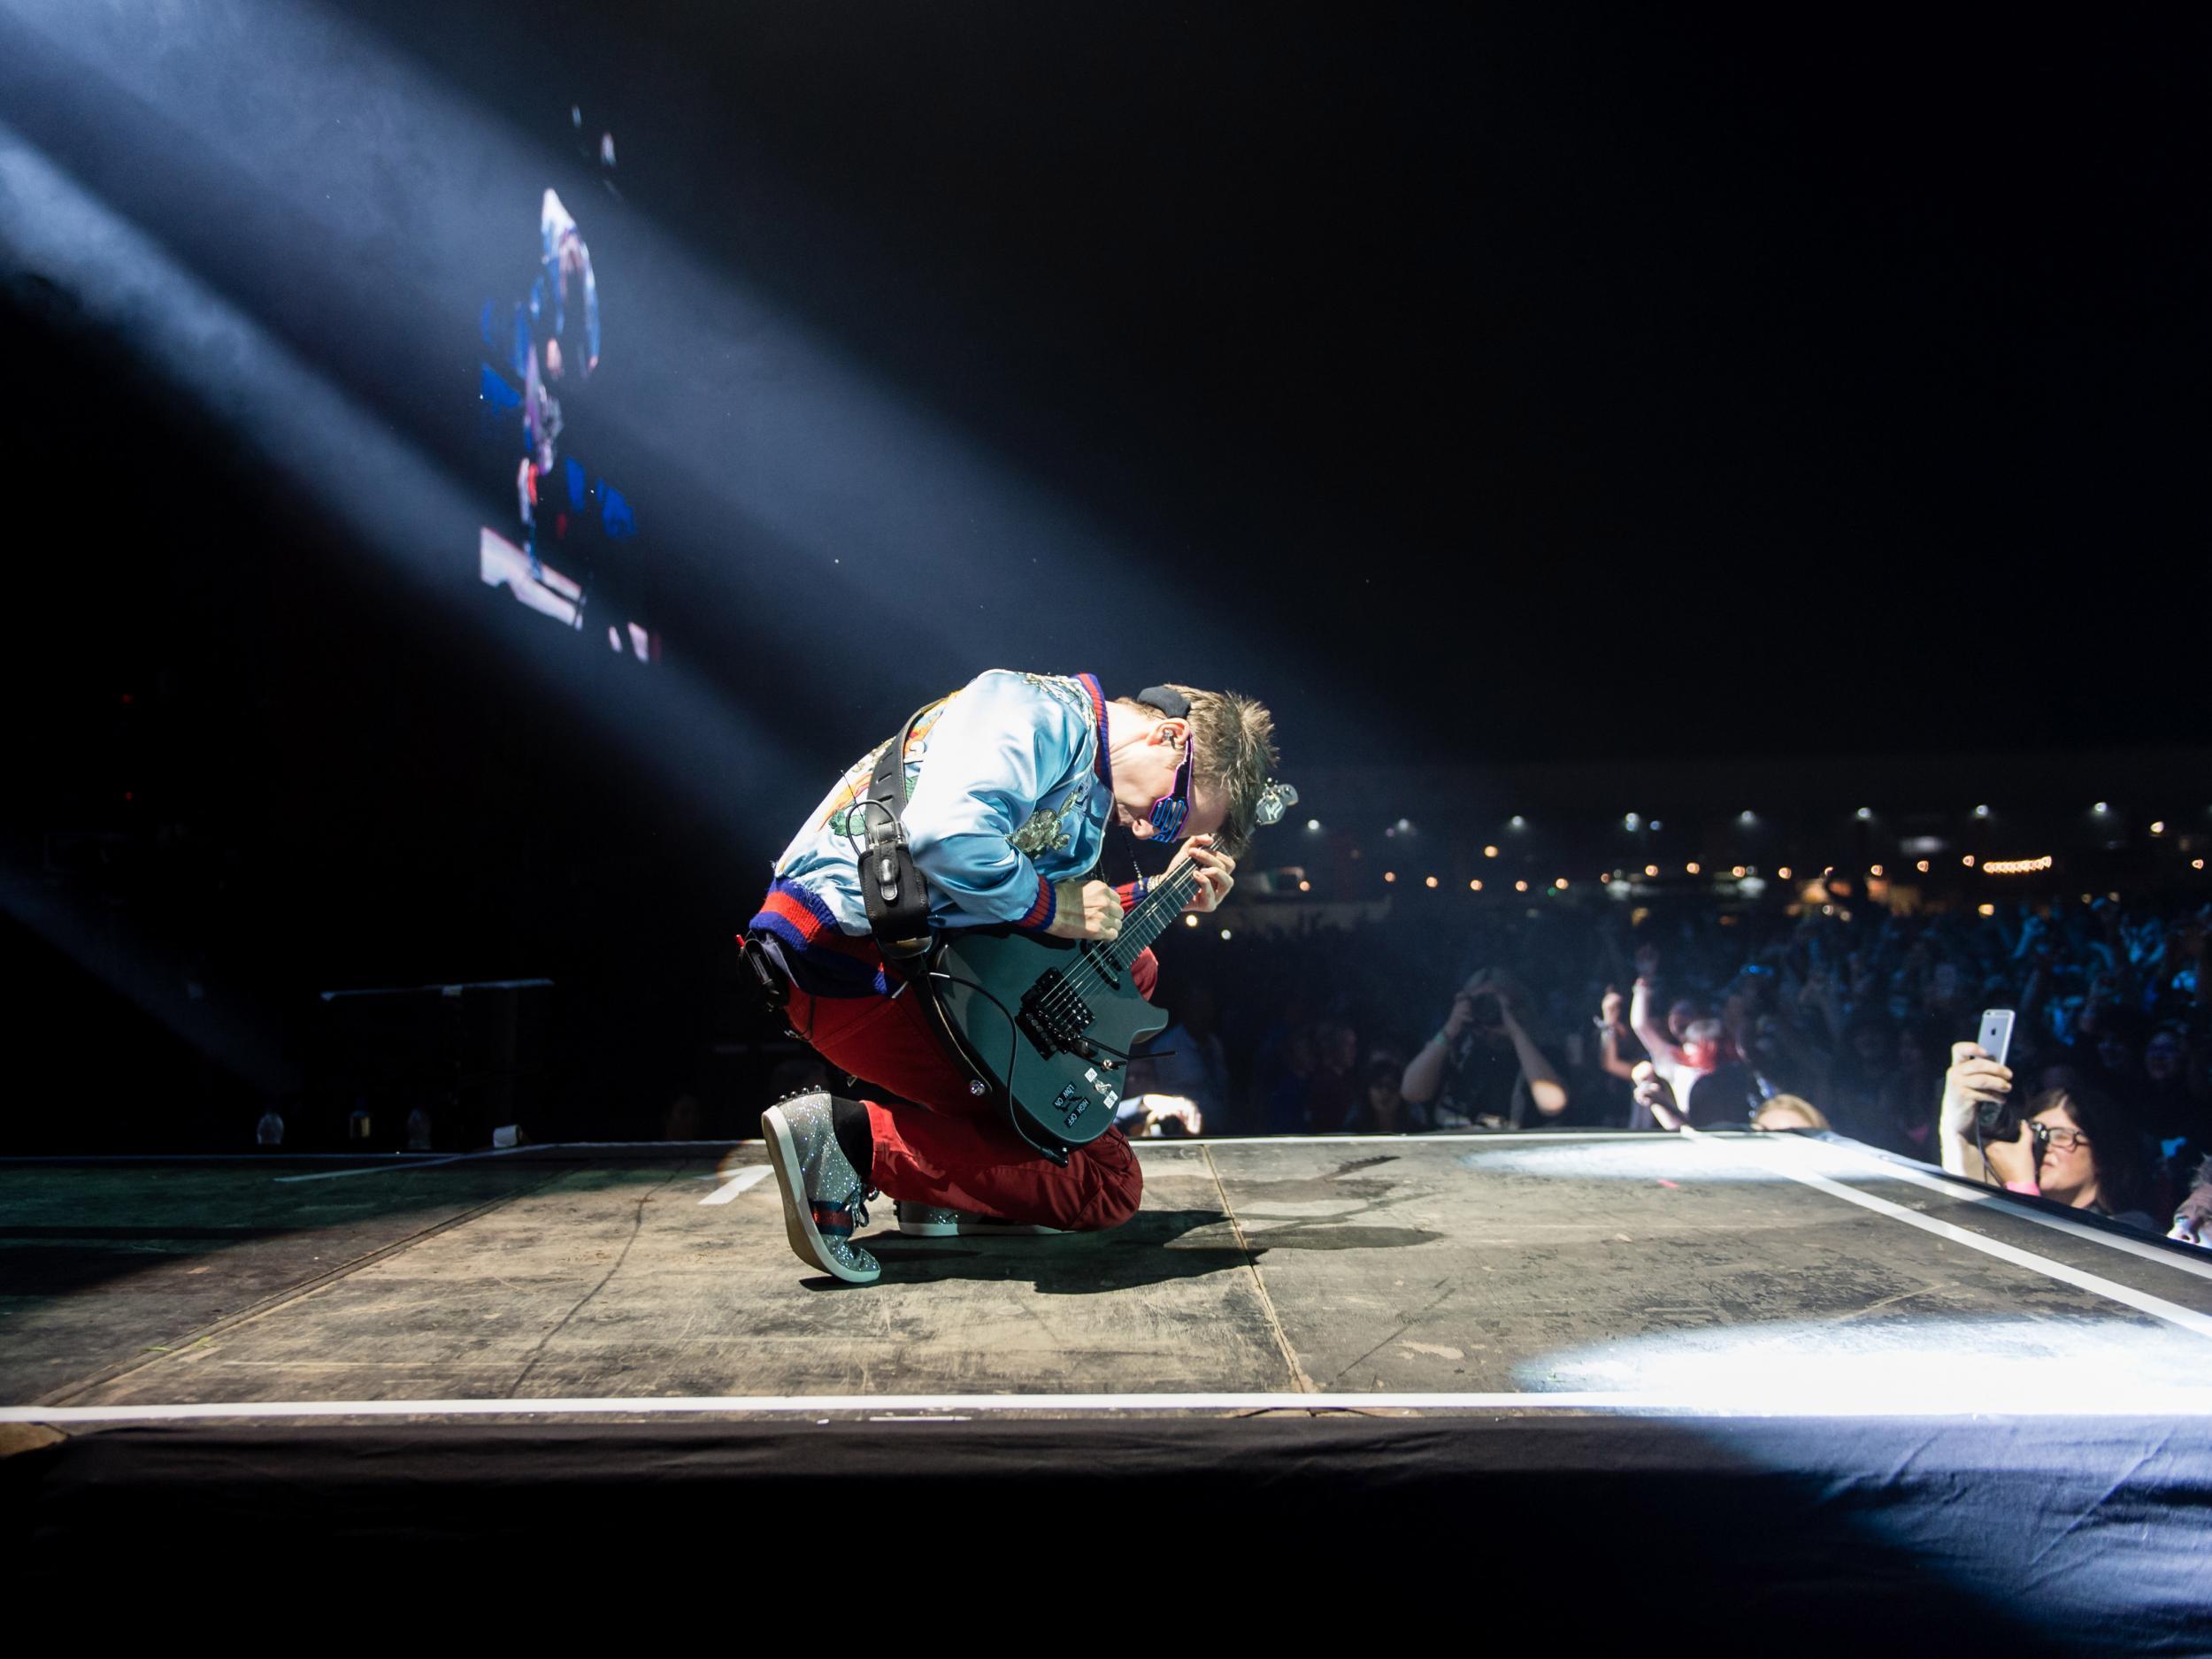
left=1102, top=858, right=1208, bottom=967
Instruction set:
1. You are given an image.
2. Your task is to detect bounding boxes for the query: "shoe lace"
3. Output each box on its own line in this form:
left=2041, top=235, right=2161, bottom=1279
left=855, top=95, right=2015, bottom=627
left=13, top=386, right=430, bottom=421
left=848, top=1186, right=876, bottom=1229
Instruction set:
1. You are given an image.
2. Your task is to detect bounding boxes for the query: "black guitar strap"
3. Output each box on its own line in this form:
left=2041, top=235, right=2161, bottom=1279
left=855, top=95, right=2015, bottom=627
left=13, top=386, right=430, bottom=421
left=856, top=698, right=1076, bottom=1166
left=859, top=701, right=941, bottom=965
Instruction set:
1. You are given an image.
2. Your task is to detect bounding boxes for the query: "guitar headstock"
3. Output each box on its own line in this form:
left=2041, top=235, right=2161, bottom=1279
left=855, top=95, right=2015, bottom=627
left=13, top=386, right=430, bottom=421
left=1253, top=779, right=1298, bottom=829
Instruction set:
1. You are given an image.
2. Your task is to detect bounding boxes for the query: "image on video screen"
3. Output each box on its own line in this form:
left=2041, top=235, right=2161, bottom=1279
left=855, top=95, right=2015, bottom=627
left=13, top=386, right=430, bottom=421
left=475, top=108, right=656, bottom=664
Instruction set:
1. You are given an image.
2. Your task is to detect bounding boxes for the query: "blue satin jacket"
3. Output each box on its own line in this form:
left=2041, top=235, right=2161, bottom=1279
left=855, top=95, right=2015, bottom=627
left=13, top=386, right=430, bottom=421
left=749, top=670, right=1117, bottom=996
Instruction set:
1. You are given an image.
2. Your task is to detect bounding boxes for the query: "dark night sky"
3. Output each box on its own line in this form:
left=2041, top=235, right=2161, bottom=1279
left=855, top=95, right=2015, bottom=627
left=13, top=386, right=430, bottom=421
left=11, top=2, right=2204, bottom=772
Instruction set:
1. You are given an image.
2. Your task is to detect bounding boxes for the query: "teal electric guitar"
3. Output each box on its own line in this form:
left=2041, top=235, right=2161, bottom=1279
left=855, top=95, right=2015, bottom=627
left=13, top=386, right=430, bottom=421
left=920, top=782, right=1295, bottom=1164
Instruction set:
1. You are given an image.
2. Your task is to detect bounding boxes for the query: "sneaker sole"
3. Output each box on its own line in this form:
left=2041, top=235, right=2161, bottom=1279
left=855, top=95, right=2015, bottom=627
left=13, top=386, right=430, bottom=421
left=896, top=1217, right=1065, bottom=1238
left=760, top=1106, right=879, bottom=1285
left=896, top=1216, right=963, bottom=1238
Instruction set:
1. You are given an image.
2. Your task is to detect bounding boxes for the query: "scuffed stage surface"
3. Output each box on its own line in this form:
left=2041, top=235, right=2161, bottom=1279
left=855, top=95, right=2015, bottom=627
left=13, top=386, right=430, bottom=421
left=5, top=1132, right=2210, bottom=1412
left=6, top=1134, right=2211, bottom=1648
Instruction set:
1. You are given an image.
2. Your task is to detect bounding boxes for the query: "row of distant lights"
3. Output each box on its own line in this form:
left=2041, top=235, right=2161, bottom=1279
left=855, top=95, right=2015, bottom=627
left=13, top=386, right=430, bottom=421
left=1354, top=848, right=2206, bottom=890
left=1321, top=805, right=2182, bottom=836
left=1199, top=850, right=2200, bottom=934
left=1295, top=806, right=2200, bottom=914
left=1203, top=875, right=2195, bottom=935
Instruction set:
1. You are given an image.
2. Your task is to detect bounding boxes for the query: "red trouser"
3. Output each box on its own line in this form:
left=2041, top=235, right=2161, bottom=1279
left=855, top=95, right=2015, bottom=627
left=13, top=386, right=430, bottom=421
left=785, top=949, right=1158, bottom=1232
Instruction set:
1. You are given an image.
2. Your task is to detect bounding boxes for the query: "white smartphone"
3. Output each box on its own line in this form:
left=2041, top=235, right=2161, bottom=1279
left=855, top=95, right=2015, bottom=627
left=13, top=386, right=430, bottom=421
left=1978, top=1008, right=2015, bottom=1068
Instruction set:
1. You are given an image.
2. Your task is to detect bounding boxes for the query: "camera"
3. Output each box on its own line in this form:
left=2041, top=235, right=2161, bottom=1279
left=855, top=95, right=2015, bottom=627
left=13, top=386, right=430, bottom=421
left=1461, top=990, right=1504, bottom=1028
left=1977, top=1094, right=2025, bottom=1138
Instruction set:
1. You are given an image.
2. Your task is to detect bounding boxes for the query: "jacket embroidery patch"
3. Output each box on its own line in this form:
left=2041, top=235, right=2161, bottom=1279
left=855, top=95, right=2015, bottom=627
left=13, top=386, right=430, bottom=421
left=1010, top=805, right=1074, bottom=856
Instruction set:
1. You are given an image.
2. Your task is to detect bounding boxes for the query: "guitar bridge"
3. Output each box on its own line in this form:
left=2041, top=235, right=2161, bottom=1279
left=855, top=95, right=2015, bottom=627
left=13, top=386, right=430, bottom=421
left=1016, top=968, right=1094, bottom=1060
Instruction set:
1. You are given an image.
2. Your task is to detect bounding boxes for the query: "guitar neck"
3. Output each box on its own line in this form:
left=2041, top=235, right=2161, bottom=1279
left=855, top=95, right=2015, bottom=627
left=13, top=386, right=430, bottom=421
left=1102, top=859, right=1207, bottom=967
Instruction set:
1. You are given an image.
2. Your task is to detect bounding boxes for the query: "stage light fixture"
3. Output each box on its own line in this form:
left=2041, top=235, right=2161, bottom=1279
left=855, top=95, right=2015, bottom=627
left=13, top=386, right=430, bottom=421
left=1484, top=845, right=1499, bottom=858
left=1470, top=879, right=1483, bottom=892
left=1974, top=804, right=1991, bottom=818
left=1732, top=865, right=1746, bottom=879
left=1778, top=866, right=1793, bottom=880
left=1515, top=879, right=1528, bottom=892
left=1917, top=860, right=1930, bottom=872
left=2093, top=803, right=2109, bottom=815
left=1856, top=807, right=1872, bottom=820
left=1384, top=872, right=1396, bottom=883
left=1686, top=863, right=1701, bottom=875
left=2152, top=821, right=2166, bottom=834
left=1306, top=818, right=1321, bottom=832
left=1644, top=864, right=1658, bottom=877
left=1297, top=879, right=1310, bottom=892
left=1870, top=864, right=1883, bottom=878
left=1510, top=816, right=1526, bottom=829
left=1978, top=903, right=1995, bottom=917
left=1425, top=876, right=1438, bottom=888
left=1220, top=929, right=1233, bottom=941
left=1184, top=913, right=1199, bottom=927
left=1963, top=856, right=1977, bottom=867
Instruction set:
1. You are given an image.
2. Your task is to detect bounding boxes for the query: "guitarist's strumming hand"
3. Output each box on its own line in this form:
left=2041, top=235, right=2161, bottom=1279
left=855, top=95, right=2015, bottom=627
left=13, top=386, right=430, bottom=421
left=1047, top=879, right=1125, bottom=941
left=1171, top=835, right=1236, bottom=914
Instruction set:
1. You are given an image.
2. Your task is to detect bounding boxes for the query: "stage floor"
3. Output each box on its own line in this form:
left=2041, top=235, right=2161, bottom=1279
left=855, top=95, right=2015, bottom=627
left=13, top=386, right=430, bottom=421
left=6, top=1131, right=2211, bottom=1420
left=10, top=1132, right=2212, bottom=1645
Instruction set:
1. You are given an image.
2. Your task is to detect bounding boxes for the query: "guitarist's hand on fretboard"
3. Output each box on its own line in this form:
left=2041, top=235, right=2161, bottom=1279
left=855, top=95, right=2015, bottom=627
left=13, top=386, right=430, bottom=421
left=1169, top=836, right=1236, bottom=914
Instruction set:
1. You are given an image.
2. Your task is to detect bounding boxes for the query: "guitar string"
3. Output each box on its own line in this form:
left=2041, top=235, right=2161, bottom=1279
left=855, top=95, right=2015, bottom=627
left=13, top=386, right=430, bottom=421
left=1030, top=881, right=1172, bottom=1021
left=987, top=855, right=1202, bottom=1141
left=1033, top=857, right=1203, bottom=1022
left=1048, top=859, right=1196, bottom=1003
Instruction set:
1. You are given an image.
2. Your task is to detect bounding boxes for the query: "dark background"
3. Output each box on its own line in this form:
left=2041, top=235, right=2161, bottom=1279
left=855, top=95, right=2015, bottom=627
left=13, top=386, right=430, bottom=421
left=3, top=4, right=2204, bottom=1146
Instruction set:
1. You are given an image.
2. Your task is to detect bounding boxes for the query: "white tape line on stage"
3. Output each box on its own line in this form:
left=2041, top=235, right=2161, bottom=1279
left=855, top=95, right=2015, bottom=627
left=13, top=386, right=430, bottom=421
left=276, top=1153, right=491, bottom=1183
left=698, top=1165, right=771, bottom=1205
left=10, top=1388, right=2212, bottom=1425
left=1785, top=1137, right=2212, bottom=1286
left=1698, top=1133, right=2212, bottom=1340
left=263, top=1132, right=1625, bottom=1184
left=273, top=1140, right=744, bottom=1183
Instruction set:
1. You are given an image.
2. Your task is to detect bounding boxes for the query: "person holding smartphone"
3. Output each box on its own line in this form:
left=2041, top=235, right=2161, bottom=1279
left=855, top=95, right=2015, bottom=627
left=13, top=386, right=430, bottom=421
left=1937, top=1034, right=2157, bottom=1230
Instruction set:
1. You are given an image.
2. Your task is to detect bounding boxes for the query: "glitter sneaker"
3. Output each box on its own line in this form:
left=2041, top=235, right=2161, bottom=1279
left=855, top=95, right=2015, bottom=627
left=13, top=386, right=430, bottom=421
left=760, top=1091, right=879, bottom=1285
left=895, top=1201, right=1062, bottom=1238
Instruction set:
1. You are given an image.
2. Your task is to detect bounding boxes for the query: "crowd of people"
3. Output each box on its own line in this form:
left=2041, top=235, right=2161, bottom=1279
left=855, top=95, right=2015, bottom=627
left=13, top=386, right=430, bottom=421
left=1122, top=890, right=2212, bottom=1246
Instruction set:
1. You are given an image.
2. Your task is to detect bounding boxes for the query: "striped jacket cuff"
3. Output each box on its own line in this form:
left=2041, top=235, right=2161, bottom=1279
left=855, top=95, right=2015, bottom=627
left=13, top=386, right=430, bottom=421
left=1014, top=872, right=1057, bottom=934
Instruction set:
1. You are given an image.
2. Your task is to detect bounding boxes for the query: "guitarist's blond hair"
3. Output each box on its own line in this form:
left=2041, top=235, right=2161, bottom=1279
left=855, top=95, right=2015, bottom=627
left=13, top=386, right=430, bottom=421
left=1119, top=685, right=1279, bottom=861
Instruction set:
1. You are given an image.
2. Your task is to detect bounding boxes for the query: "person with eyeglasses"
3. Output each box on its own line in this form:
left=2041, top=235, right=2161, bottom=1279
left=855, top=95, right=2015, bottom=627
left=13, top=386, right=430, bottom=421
left=1936, top=1042, right=2158, bottom=1231
left=742, top=670, right=1279, bottom=1283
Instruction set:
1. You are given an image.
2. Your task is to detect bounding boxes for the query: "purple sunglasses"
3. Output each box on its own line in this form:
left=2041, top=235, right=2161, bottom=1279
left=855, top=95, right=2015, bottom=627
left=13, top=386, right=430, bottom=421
left=1147, top=727, right=1195, bottom=840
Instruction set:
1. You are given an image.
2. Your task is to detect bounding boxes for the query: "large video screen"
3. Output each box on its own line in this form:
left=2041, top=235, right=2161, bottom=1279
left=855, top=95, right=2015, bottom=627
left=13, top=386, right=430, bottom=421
left=475, top=112, right=656, bottom=664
